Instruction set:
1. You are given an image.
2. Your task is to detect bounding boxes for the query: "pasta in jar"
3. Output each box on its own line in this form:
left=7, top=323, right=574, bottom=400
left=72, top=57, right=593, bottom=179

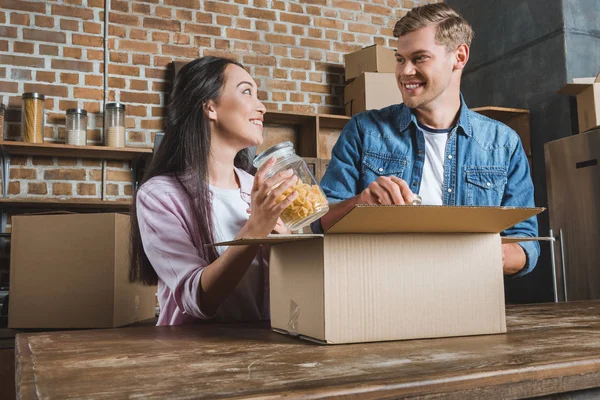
left=253, top=141, right=329, bottom=231
left=276, top=177, right=329, bottom=229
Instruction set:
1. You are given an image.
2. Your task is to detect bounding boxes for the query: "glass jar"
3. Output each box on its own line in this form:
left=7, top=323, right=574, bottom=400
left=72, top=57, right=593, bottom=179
left=104, top=102, right=126, bottom=148
left=253, top=141, right=329, bottom=231
left=66, top=108, right=88, bottom=146
left=0, top=104, right=4, bottom=140
left=21, top=92, right=45, bottom=143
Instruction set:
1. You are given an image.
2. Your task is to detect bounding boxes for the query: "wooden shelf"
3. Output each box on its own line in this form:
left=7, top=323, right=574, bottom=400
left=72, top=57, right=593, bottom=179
left=264, top=111, right=314, bottom=126
left=0, top=198, right=131, bottom=210
left=264, top=110, right=351, bottom=129
left=0, top=142, right=152, bottom=161
left=262, top=110, right=350, bottom=159
left=318, top=113, right=351, bottom=129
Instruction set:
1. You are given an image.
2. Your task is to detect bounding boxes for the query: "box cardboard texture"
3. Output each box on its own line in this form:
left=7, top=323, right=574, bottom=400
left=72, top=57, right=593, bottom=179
left=8, top=213, right=157, bottom=329
left=344, top=44, right=397, bottom=82
left=344, top=72, right=403, bottom=116
left=559, top=72, right=600, bottom=133
left=215, top=205, right=543, bottom=344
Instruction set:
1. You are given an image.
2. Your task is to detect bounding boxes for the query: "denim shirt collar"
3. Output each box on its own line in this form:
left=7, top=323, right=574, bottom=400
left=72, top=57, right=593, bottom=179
left=398, top=93, right=472, bottom=137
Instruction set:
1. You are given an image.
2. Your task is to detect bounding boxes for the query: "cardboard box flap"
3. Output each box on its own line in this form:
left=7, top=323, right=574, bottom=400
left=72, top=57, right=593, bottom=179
left=558, top=72, right=600, bottom=95
left=209, top=234, right=323, bottom=247
left=326, top=205, right=544, bottom=234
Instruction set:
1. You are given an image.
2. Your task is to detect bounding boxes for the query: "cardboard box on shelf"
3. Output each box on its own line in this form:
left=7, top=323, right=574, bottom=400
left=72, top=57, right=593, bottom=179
left=558, top=71, right=600, bottom=133
left=8, top=213, right=157, bottom=329
left=344, top=44, right=397, bottom=82
left=214, top=205, right=544, bottom=344
left=344, top=72, right=403, bottom=116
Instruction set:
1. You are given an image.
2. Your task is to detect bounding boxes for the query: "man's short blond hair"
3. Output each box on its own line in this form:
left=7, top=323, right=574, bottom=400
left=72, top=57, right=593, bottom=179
left=393, top=3, right=473, bottom=50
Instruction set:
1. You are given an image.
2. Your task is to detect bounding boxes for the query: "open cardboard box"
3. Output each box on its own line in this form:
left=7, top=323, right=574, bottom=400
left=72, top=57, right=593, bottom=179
left=213, top=205, right=544, bottom=344
left=559, top=71, right=600, bottom=133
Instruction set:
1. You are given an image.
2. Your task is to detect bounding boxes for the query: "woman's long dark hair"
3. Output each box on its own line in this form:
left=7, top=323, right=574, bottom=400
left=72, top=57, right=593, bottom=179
left=130, top=56, right=252, bottom=285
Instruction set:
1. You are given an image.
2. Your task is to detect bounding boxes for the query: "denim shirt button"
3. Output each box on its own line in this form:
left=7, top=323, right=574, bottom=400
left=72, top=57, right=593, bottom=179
left=378, top=167, right=383, bottom=172
left=448, top=155, right=453, bottom=159
left=486, top=182, right=491, bottom=187
left=413, top=181, right=418, bottom=186
left=448, top=188, right=452, bottom=193
left=418, top=150, right=423, bottom=155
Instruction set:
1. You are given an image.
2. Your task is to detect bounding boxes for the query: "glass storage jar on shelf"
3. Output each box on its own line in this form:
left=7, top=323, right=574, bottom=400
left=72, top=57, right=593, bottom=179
left=21, top=92, right=45, bottom=143
left=253, top=141, right=329, bottom=231
left=0, top=103, right=4, bottom=140
left=104, top=102, right=126, bottom=148
left=65, top=108, right=88, bottom=146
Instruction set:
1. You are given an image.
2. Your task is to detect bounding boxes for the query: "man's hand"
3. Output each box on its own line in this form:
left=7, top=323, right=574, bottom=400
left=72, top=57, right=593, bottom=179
left=320, top=176, right=417, bottom=232
left=502, top=243, right=526, bottom=275
left=357, top=176, right=416, bottom=205
left=271, top=218, right=291, bottom=234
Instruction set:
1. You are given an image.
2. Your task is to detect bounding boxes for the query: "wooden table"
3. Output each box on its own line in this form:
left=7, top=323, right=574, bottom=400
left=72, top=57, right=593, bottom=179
left=15, top=301, right=600, bottom=399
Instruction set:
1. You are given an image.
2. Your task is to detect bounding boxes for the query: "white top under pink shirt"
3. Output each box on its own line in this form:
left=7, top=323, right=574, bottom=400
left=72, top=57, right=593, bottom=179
left=136, top=168, right=269, bottom=326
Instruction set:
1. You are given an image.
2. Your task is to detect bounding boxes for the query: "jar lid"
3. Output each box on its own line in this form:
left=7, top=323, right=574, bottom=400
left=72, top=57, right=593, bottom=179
left=105, top=102, right=126, bottom=111
left=253, top=141, right=294, bottom=169
left=22, top=92, right=46, bottom=100
left=66, top=108, right=88, bottom=116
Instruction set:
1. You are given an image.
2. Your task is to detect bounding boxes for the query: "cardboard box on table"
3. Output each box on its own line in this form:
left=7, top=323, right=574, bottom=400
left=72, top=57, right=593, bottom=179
left=214, top=205, right=544, bottom=344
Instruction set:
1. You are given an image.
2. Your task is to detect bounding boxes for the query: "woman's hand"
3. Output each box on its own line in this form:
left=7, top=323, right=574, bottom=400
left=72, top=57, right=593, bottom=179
left=241, top=157, right=298, bottom=238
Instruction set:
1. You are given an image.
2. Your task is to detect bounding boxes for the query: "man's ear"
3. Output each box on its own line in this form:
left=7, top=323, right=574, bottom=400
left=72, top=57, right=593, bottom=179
left=454, top=43, right=469, bottom=71
left=204, top=100, right=217, bottom=122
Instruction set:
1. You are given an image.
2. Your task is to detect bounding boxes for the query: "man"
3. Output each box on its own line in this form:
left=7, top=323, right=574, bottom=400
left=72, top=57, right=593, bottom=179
left=313, top=3, right=539, bottom=277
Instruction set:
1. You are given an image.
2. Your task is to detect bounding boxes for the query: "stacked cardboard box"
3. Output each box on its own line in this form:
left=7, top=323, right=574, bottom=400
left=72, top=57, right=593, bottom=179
left=559, top=71, right=600, bottom=134
left=343, top=45, right=403, bottom=116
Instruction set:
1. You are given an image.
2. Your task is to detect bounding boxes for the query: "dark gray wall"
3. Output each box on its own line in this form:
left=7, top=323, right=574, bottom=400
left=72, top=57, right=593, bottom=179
left=563, top=0, right=600, bottom=81
left=446, top=0, right=598, bottom=302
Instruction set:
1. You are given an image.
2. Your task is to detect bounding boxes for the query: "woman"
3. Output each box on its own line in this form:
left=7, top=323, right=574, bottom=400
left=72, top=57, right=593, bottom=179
left=129, top=56, right=298, bottom=325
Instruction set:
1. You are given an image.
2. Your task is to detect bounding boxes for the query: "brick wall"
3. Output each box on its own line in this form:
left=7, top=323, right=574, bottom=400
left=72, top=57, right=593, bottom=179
left=0, top=0, right=437, bottom=200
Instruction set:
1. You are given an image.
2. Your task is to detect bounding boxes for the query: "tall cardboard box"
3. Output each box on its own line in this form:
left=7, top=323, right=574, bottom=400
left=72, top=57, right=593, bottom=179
left=8, top=213, right=157, bottom=329
left=216, top=205, right=543, bottom=344
left=344, top=72, right=403, bottom=116
left=344, top=44, right=396, bottom=82
left=559, top=72, right=600, bottom=133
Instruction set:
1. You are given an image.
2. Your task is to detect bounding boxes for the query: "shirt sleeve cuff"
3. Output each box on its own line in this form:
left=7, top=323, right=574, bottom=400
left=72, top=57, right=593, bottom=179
left=176, top=268, right=216, bottom=320
left=506, top=241, right=539, bottom=278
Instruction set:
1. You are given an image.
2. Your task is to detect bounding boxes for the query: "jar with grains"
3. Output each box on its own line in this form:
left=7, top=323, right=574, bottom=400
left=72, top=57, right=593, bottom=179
left=104, top=102, right=126, bottom=148
left=21, top=92, right=45, bottom=143
left=66, top=108, right=88, bottom=146
left=253, top=141, right=329, bottom=231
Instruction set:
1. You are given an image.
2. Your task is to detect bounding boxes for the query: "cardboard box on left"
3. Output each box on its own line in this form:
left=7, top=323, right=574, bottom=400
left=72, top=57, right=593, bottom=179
left=8, top=213, right=157, bottom=329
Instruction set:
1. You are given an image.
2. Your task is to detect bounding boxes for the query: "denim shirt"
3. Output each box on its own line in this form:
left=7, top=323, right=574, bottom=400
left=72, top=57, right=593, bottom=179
left=316, top=97, right=540, bottom=276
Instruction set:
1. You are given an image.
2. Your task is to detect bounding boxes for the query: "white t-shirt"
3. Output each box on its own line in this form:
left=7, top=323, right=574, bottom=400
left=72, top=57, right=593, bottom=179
left=209, top=184, right=267, bottom=321
left=418, top=123, right=452, bottom=206
left=210, top=185, right=251, bottom=255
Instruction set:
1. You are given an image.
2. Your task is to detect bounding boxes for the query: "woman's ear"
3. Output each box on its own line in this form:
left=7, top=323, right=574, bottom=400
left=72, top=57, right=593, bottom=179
left=204, top=100, right=218, bottom=122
